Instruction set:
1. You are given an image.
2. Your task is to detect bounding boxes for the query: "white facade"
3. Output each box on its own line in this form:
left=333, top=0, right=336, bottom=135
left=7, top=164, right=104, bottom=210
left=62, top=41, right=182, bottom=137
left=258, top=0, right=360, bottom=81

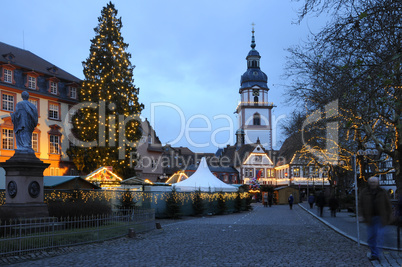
left=241, top=145, right=275, bottom=185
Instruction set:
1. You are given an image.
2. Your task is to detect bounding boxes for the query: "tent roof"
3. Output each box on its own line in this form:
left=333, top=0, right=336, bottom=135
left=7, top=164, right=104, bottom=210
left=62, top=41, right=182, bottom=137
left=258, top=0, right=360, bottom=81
left=172, top=157, right=237, bottom=192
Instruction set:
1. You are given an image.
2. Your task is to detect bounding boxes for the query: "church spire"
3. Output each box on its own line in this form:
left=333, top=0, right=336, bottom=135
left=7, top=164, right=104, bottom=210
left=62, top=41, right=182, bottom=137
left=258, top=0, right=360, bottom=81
left=251, top=23, right=256, bottom=49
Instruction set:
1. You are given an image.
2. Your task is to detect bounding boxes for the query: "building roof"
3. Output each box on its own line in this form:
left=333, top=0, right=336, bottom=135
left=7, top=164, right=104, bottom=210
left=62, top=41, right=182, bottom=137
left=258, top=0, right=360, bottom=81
left=44, top=176, right=99, bottom=189
left=185, top=164, right=239, bottom=174
left=0, top=42, right=81, bottom=83
left=278, top=132, right=303, bottom=165
left=172, top=146, right=194, bottom=155
left=121, top=176, right=150, bottom=185
left=220, top=143, right=260, bottom=167
left=240, top=68, right=268, bottom=90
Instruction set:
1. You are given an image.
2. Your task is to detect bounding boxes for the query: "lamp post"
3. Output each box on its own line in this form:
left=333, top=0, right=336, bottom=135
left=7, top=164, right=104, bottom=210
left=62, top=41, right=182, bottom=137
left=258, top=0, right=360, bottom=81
left=353, top=147, right=379, bottom=247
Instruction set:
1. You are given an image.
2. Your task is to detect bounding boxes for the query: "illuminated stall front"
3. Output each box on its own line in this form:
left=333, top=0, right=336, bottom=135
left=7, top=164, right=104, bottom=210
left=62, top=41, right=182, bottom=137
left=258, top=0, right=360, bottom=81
left=85, top=166, right=123, bottom=188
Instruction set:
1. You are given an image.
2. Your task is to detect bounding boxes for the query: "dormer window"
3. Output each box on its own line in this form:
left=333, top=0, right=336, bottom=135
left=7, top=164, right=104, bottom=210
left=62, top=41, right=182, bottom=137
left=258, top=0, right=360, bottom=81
left=47, top=77, right=60, bottom=95
left=1, top=64, right=16, bottom=84
left=3, top=69, right=12, bottom=83
left=2, top=52, right=15, bottom=62
left=50, top=81, right=57, bottom=94
left=25, top=71, right=39, bottom=90
left=69, top=86, right=77, bottom=99
left=28, top=76, right=37, bottom=89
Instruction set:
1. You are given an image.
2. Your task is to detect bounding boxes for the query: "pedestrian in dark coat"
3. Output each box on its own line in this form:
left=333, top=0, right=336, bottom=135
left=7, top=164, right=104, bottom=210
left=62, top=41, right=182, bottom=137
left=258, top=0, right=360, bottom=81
left=268, top=192, right=273, bottom=207
left=316, top=192, right=326, bottom=217
left=288, top=194, right=294, bottom=210
left=359, top=176, right=392, bottom=262
left=308, top=194, right=315, bottom=209
left=328, top=196, right=339, bottom=217
left=263, top=193, right=268, bottom=207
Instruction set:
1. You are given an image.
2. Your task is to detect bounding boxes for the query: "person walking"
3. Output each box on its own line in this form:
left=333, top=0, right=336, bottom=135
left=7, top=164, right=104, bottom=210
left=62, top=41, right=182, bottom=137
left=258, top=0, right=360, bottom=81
left=263, top=193, right=268, bottom=207
left=316, top=191, right=326, bottom=217
left=288, top=194, right=294, bottom=210
left=308, top=194, right=315, bottom=209
left=359, top=176, right=392, bottom=262
left=268, top=192, right=273, bottom=207
left=328, top=195, right=339, bottom=217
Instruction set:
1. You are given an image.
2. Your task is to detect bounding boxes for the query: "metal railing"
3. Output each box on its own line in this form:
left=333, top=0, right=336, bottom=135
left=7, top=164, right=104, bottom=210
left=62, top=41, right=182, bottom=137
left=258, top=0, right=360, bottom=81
left=0, top=208, right=155, bottom=257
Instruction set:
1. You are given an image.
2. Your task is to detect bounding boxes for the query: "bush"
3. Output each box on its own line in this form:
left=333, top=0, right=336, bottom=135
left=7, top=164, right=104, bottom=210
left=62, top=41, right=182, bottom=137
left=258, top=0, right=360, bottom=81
left=192, top=190, right=205, bottom=216
left=216, top=192, right=227, bottom=215
left=115, top=189, right=137, bottom=213
left=166, top=188, right=181, bottom=219
left=234, top=192, right=242, bottom=212
left=48, top=199, right=111, bottom=218
left=245, top=195, right=253, bottom=211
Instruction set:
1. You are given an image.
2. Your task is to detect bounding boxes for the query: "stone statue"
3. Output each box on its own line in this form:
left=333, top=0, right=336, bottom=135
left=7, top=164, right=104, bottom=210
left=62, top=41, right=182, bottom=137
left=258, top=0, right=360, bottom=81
left=11, top=91, right=38, bottom=153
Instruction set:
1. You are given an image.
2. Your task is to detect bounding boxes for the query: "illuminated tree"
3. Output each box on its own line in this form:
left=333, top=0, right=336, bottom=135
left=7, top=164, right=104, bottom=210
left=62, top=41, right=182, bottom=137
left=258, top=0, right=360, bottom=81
left=285, top=0, right=401, bottom=191
left=67, top=2, right=143, bottom=178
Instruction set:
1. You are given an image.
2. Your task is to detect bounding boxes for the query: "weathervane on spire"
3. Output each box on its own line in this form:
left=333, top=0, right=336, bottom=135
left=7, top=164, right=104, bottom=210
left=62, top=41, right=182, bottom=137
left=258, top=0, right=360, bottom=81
left=251, top=22, right=256, bottom=49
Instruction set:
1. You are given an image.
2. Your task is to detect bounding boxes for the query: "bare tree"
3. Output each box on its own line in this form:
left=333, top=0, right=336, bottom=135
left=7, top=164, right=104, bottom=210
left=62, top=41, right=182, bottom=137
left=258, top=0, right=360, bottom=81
left=285, top=0, right=401, bottom=191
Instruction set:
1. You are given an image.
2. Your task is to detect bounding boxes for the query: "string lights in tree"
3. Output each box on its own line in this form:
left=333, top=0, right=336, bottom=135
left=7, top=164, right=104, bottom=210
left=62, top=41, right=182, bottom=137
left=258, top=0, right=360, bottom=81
left=67, top=2, right=143, bottom=178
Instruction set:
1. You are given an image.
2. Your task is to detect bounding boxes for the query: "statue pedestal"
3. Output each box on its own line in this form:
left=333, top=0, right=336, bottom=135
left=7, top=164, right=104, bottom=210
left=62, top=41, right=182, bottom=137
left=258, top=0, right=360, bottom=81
left=0, top=152, right=50, bottom=219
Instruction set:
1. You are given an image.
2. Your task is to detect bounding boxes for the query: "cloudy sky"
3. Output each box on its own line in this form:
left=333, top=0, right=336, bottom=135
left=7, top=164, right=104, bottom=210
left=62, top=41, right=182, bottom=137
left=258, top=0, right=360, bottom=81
left=2, top=0, right=326, bottom=153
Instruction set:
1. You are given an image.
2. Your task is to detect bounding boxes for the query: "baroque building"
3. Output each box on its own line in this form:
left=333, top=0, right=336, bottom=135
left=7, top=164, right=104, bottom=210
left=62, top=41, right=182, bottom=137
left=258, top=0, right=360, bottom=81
left=0, top=42, right=80, bottom=176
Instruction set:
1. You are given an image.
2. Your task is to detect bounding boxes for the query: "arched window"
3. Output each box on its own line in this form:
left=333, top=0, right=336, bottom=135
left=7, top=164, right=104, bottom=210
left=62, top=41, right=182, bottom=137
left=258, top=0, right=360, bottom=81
left=254, top=96, right=258, bottom=105
left=253, top=113, right=260, bottom=125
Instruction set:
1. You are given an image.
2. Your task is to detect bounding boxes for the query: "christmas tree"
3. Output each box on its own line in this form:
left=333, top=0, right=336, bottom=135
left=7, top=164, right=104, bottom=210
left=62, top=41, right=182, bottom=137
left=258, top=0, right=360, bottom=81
left=67, top=2, right=143, bottom=178
left=249, top=177, right=261, bottom=192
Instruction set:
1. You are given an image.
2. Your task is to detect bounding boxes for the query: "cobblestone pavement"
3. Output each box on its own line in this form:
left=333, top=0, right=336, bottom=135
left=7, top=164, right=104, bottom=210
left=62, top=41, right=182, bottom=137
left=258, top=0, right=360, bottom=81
left=3, top=204, right=372, bottom=267
left=299, top=202, right=402, bottom=267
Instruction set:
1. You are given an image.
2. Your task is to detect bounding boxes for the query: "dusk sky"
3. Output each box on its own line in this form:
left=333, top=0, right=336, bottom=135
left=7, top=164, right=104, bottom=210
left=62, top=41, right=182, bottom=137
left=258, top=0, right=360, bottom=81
left=2, top=0, right=327, bottom=153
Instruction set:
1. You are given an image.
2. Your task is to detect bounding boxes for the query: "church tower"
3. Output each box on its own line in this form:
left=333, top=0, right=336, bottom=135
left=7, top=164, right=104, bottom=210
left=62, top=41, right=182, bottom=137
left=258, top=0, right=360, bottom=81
left=235, top=26, right=274, bottom=150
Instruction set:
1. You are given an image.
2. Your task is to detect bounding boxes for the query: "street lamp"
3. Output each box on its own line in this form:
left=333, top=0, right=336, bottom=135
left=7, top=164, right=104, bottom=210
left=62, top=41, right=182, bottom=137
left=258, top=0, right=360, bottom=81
left=353, top=147, right=379, bottom=247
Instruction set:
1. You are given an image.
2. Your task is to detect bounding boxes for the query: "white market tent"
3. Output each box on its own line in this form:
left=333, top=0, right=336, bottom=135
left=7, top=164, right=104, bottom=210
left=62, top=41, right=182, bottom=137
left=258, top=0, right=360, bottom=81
left=172, top=157, right=238, bottom=192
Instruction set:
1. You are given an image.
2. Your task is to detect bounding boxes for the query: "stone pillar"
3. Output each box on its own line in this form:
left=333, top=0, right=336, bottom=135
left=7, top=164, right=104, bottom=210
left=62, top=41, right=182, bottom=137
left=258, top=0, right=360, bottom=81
left=0, top=152, right=50, bottom=218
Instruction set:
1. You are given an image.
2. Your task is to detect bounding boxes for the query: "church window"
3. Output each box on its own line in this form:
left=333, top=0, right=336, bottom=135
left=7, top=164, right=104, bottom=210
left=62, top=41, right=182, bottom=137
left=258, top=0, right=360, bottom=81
left=253, top=113, right=260, bottom=125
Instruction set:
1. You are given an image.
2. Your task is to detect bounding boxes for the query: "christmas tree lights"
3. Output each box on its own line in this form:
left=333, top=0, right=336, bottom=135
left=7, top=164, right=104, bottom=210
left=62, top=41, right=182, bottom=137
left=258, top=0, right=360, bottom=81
left=67, top=2, right=143, bottom=178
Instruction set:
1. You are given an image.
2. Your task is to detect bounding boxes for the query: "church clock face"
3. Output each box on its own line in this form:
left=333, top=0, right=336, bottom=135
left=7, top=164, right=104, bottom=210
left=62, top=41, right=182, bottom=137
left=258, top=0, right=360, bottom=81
left=253, top=89, right=259, bottom=97
left=7, top=181, right=17, bottom=198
